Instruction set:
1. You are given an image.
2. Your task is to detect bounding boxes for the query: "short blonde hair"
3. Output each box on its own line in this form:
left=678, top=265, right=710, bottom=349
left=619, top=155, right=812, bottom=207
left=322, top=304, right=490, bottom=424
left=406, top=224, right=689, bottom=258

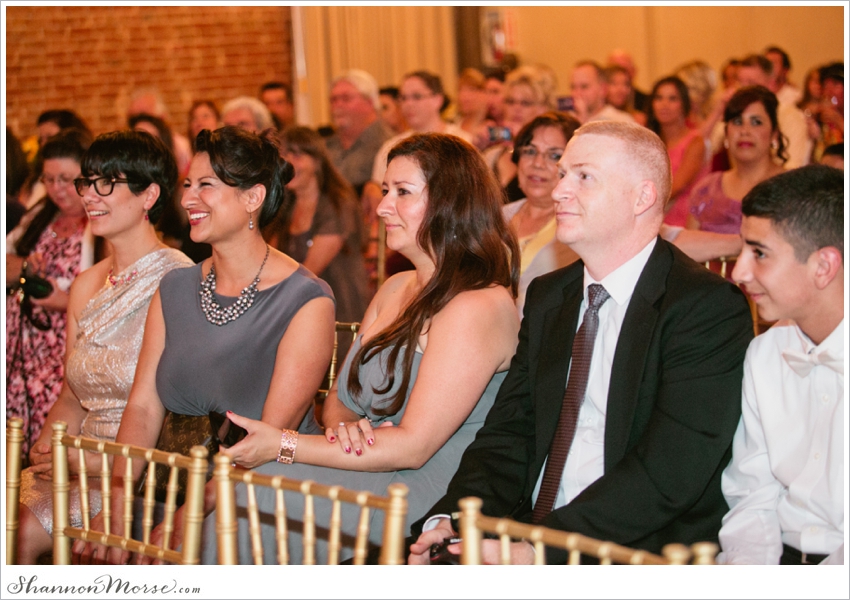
left=505, top=65, right=556, bottom=108
left=574, top=121, right=672, bottom=208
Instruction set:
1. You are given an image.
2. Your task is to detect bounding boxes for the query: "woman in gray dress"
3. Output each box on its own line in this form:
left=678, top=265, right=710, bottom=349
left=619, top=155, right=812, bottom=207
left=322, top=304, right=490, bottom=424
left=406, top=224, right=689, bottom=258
left=218, top=133, right=521, bottom=563
left=16, top=130, right=193, bottom=563
left=75, top=127, right=337, bottom=565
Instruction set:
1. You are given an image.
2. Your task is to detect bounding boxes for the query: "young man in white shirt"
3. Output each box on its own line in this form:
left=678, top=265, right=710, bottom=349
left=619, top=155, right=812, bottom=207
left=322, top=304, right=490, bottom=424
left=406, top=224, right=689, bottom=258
left=720, top=164, right=844, bottom=565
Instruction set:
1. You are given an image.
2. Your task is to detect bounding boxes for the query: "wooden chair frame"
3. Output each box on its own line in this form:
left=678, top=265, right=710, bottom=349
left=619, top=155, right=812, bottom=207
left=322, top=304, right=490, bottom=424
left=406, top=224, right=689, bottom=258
left=51, top=421, right=208, bottom=565
left=317, top=321, right=361, bottom=402
left=6, top=418, right=24, bottom=565
left=213, top=454, right=408, bottom=565
left=457, top=497, right=718, bottom=565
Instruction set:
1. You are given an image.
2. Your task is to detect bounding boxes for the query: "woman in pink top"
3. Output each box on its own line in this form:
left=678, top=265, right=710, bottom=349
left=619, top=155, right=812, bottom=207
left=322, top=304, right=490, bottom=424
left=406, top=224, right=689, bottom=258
left=646, top=76, right=708, bottom=227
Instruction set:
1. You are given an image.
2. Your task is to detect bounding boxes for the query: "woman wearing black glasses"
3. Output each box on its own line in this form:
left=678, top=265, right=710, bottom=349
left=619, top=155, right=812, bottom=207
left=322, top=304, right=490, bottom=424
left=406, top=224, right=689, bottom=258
left=503, top=112, right=580, bottom=315
left=6, top=128, right=94, bottom=457
left=14, top=130, right=192, bottom=564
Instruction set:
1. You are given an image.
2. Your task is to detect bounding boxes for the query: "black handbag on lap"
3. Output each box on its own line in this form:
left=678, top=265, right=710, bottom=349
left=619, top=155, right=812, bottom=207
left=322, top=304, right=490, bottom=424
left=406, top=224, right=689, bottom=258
left=138, top=412, right=218, bottom=505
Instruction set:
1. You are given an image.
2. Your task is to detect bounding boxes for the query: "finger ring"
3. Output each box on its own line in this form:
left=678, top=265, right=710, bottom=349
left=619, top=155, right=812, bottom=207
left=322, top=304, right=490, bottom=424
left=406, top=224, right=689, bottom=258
left=339, top=422, right=345, bottom=427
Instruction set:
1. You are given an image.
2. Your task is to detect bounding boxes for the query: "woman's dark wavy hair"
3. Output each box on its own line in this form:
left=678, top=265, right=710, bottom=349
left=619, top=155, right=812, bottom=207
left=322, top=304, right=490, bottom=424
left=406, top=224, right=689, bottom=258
left=347, top=133, right=520, bottom=416
left=127, top=113, right=175, bottom=154
left=79, top=130, right=177, bottom=225
left=404, top=70, right=451, bottom=113
left=645, top=76, right=692, bottom=136
left=193, top=126, right=294, bottom=229
left=511, top=111, right=580, bottom=164
left=36, top=109, right=91, bottom=138
left=188, top=100, right=220, bottom=145
left=15, top=128, right=91, bottom=257
left=278, top=126, right=357, bottom=213
left=724, top=85, right=788, bottom=164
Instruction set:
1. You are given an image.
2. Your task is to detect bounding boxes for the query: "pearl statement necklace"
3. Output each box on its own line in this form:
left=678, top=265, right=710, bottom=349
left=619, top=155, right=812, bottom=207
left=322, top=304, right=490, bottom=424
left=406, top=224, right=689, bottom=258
left=199, top=245, right=270, bottom=326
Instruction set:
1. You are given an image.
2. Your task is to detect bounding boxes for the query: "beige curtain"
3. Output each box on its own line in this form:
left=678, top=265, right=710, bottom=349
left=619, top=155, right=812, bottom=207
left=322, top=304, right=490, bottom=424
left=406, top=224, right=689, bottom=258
left=293, top=6, right=458, bottom=128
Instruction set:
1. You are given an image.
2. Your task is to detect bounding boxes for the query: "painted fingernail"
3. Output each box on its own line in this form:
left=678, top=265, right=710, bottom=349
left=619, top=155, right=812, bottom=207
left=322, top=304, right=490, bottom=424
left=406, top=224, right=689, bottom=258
left=355, top=449, right=362, bottom=456
left=328, top=435, right=336, bottom=442
left=367, top=438, right=374, bottom=446
left=344, top=446, right=351, bottom=453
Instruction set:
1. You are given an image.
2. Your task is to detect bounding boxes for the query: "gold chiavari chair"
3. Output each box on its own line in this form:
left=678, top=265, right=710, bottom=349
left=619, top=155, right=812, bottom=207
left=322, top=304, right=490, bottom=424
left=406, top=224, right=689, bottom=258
left=365, top=220, right=387, bottom=293
left=704, top=255, right=762, bottom=336
left=457, top=497, right=718, bottom=565
left=704, top=255, right=735, bottom=281
left=316, top=321, right=361, bottom=402
left=376, top=219, right=386, bottom=289
left=6, top=418, right=24, bottom=565
left=213, top=454, right=408, bottom=565
left=51, top=421, right=208, bottom=565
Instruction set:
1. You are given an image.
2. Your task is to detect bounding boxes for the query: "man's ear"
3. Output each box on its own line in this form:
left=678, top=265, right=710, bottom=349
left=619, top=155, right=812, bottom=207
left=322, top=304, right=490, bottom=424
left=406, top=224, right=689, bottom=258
left=633, top=180, right=658, bottom=217
left=811, top=246, right=843, bottom=290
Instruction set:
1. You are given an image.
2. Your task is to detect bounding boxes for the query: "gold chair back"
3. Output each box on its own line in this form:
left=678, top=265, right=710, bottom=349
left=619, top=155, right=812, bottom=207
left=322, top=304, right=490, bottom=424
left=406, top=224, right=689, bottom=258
left=457, top=497, right=718, bottom=565
left=317, top=321, right=361, bottom=401
left=703, top=255, right=735, bottom=281
left=6, top=418, right=24, bottom=565
left=213, top=454, right=408, bottom=565
left=50, top=421, right=208, bottom=565
left=704, top=255, right=762, bottom=336
left=365, top=220, right=387, bottom=292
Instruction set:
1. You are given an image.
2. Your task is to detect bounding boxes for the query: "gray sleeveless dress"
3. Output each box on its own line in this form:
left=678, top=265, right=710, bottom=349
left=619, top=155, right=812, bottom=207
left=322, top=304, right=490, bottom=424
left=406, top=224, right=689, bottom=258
left=200, top=336, right=506, bottom=564
left=156, top=263, right=332, bottom=432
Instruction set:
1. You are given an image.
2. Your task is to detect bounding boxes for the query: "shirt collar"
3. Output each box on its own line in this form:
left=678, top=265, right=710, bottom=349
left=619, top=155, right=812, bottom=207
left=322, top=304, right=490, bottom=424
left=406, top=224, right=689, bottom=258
left=582, top=237, right=657, bottom=306
left=791, top=319, right=845, bottom=359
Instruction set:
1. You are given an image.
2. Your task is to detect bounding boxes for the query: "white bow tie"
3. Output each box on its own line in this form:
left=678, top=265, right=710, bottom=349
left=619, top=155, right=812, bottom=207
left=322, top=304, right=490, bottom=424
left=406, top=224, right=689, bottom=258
left=781, top=348, right=844, bottom=377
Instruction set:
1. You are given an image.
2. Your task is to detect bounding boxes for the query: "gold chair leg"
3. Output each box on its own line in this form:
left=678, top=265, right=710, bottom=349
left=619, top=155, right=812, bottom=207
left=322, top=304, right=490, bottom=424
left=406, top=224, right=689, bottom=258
left=6, top=418, right=24, bottom=565
left=52, top=422, right=71, bottom=565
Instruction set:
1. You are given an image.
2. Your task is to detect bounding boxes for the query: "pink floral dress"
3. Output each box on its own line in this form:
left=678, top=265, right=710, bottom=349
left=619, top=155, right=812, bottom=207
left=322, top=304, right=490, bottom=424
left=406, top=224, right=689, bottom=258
left=6, top=223, right=84, bottom=455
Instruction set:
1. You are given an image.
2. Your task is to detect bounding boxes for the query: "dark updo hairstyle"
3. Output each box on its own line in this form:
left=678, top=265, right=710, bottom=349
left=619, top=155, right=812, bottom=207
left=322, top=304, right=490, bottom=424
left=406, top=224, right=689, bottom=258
left=193, top=126, right=294, bottom=229
left=724, top=85, right=788, bottom=164
left=645, top=76, right=692, bottom=136
left=127, top=112, right=175, bottom=154
left=511, top=111, right=580, bottom=164
left=79, top=130, right=177, bottom=226
left=404, top=70, right=451, bottom=113
left=347, top=133, right=520, bottom=416
left=15, top=128, right=91, bottom=257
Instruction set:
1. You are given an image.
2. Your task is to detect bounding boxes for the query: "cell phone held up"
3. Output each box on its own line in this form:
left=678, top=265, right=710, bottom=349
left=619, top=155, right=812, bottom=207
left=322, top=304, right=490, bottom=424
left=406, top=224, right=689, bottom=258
left=209, top=410, right=248, bottom=448
left=488, top=126, right=512, bottom=143
left=429, top=536, right=463, bottom=565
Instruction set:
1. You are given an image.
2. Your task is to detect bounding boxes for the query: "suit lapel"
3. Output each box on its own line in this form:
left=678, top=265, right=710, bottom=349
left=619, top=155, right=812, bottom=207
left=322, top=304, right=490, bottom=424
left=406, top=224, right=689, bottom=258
left=534, top=271, right=583, bottom=465
left=604, top=238, right=672, bottom=469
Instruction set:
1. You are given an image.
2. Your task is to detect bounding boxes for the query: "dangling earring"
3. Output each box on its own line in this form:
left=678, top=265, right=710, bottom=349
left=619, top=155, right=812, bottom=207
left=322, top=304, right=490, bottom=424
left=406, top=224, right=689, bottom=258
left=723, top=138, right=730, bottom=149
left=770, top=139, right=778, bottom=150
left=248, top=211, right=255, bottom=230
left=144, top=210, right=149, bottom=221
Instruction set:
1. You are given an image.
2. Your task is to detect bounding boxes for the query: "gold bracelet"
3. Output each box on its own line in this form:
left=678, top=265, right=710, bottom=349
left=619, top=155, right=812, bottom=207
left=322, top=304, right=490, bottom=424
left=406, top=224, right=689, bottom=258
left=276, top=429, right=298, bottom=464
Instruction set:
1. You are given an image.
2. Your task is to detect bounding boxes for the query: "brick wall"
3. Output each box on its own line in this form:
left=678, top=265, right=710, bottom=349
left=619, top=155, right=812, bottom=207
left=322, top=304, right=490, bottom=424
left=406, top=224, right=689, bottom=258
left=6, top=5, right=292, bottom=140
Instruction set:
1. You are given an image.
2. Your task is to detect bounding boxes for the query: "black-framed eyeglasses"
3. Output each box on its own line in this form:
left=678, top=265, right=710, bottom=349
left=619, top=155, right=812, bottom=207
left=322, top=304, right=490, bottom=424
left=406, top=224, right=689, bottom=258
left=517, top=146, right=563, bottom=164
left=73, top=177, right=131, bottom=197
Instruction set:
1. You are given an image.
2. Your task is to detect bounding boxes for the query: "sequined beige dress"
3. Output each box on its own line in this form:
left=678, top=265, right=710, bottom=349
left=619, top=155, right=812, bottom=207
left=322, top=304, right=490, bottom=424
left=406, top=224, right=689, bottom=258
left=19, top=248, right=193, bottom=534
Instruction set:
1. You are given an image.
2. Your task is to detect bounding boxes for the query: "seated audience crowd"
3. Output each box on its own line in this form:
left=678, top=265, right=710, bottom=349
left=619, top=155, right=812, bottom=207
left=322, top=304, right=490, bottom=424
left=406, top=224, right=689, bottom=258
left=5, top=43, right=844, bottom=566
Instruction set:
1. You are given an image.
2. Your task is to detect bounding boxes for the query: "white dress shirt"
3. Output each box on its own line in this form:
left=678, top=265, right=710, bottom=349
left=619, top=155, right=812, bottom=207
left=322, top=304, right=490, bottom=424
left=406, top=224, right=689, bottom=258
left=423, top=238, right=656, bottom=535
left=718, top=320, right=844, bottom=565
left=532, top=238, right=656, bottom=509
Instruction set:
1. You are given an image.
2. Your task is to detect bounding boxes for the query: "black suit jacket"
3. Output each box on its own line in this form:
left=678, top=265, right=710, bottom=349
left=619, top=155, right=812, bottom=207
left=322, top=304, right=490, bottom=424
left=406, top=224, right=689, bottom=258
left=414, top=238, right=754, bottom=561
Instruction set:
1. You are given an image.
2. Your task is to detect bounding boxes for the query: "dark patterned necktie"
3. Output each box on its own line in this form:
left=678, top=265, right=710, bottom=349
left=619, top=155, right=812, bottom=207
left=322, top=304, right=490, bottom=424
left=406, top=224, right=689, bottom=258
left=532, top=283, right=610, bottom=523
